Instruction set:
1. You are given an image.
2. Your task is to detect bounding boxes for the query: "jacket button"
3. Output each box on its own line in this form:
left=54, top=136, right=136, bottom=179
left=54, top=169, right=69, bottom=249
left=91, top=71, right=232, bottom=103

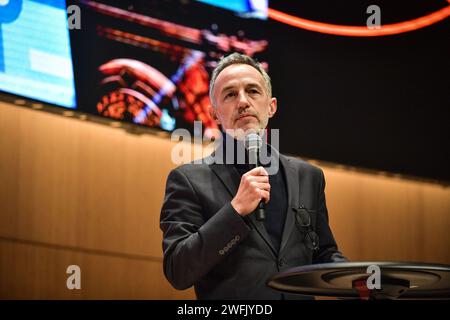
left=278, top=259, right=285, bottom=267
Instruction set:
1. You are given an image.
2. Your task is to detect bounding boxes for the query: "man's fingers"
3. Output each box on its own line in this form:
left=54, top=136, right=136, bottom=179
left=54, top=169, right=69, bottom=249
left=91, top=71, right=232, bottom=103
left=259, top=190, right=270, bottom=203
left=245, top=166, right=268, bottom=176
left=251, top=182, right=270, bottom=191
left=256, top=166, right=268, bottom=176
left=247, top=175, right=269, bottom=183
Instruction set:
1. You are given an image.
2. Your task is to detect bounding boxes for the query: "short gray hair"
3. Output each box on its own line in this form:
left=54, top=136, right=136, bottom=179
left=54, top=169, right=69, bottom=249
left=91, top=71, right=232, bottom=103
left=209, top=53, right=272, bottom=107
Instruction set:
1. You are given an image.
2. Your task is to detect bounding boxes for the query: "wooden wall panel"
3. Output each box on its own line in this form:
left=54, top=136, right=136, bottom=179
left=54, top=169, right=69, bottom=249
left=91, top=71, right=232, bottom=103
left=0, top=101, right=449, bottom=299
left=0, top=101, right=181, bottom=257
left=0, top=239, right=194, bottom=299
left=323, top=167, right=450, bottom=264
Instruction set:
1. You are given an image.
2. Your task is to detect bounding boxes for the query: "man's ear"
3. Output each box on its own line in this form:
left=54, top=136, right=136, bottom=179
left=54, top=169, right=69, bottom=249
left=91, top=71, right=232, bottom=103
left=209, top=105, right=220, bottom=124
left=268, top=97, right=277, bottom=118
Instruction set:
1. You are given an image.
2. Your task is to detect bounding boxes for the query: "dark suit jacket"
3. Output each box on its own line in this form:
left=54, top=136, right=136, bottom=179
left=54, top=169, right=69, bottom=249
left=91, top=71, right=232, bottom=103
left=160, top=149, right=346, bottom=299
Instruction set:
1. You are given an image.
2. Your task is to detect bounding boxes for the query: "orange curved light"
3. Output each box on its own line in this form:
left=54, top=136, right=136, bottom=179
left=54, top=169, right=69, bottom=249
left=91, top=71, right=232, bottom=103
left=268, top=4, right=450, bottom=37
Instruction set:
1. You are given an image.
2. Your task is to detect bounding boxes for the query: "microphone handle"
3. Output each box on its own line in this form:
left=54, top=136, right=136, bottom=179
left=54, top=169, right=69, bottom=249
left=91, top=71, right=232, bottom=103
left=248, top=147, right=266, bottom=221
left=256, top=201, right=266, bottom=221
left=254, top=154, right=266, bottom=221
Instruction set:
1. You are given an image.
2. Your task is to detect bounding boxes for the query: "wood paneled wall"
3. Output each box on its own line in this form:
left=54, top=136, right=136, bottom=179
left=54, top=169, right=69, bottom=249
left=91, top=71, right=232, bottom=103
left=0, top=101, right=449, bottom=299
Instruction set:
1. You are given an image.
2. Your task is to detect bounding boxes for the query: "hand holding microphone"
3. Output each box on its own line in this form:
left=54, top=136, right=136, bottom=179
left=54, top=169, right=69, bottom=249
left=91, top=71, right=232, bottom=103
left=231, top=133, right=269, bottom=220
left=231, top=166, right=270, bottom=217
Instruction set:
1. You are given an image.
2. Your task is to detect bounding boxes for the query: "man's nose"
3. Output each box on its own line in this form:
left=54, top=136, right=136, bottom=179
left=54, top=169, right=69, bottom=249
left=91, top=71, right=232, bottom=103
left=236, top=91, right=250, bottom=109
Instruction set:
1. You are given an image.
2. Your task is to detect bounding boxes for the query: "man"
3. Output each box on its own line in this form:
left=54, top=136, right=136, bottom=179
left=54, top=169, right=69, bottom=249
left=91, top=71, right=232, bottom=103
left=160, top=53, right=346, bottom=299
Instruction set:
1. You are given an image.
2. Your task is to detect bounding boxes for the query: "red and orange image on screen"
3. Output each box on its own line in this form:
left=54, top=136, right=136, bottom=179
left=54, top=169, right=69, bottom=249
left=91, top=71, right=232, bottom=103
left=75, top=0, right=268, bottom=139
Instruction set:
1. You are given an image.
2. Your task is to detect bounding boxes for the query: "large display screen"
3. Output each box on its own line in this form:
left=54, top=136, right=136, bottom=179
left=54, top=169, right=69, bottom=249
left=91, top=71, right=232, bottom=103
left=69, top=0, right=270, bottom=137
left=0, top=0, right=75, bottom=108
left=68, top=0, right=449, bottom=181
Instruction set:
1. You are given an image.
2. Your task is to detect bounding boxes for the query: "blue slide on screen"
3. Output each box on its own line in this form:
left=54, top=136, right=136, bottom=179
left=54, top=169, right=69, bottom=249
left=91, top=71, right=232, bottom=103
left=0, top=0, right=76, bottom=108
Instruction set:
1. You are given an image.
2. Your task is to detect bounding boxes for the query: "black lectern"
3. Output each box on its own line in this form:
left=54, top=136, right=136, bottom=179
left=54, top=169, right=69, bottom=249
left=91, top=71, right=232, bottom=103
left=267, top=261, right=450, bottom=299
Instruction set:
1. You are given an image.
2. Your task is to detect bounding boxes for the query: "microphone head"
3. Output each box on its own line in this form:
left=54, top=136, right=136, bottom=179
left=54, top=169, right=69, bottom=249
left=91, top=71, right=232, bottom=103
left=244, top=132, right=262, bottom=152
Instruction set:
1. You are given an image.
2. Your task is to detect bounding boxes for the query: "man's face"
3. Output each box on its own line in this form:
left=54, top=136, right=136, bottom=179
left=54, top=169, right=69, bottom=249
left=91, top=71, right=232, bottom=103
left=210, top=64, right=277, bottom=138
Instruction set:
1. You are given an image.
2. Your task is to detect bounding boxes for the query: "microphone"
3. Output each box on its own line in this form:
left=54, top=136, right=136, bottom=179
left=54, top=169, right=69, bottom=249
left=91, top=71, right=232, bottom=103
left=245, top=133, right=266, bottom=221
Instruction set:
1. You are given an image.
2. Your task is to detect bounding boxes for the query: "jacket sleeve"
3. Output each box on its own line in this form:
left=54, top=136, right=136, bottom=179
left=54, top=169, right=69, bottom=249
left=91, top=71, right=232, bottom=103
left=160, top=167, right=251, bottom=290
left=313, top=169, right=348, bottom=264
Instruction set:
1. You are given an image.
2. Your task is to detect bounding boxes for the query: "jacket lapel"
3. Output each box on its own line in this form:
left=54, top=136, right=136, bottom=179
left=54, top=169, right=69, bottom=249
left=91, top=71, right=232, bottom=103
left=209, top=163, right=240, bottom=197
left=246, top=205, right=278, bottom=258
left=279, top=155, right=300, bottom=254
left=209, top=161, right=278, bottom=258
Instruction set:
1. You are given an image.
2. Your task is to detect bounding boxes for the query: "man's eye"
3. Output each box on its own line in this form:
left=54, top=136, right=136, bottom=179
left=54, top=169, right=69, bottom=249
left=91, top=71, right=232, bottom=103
left=225, top=92, right=236, bottom=98
left=248, top=89, right=259, bottom=94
